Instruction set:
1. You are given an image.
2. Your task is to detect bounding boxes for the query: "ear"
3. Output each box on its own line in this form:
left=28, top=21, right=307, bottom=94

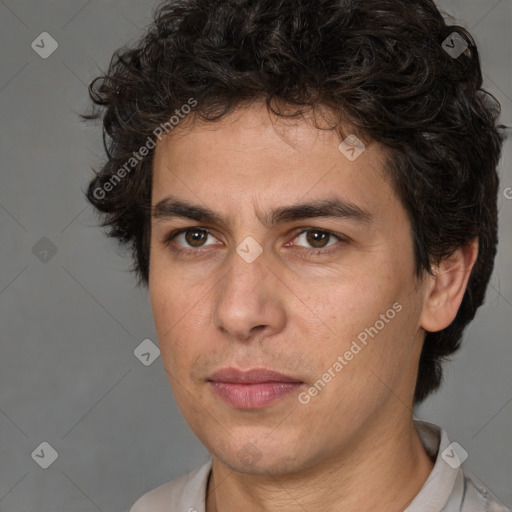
left=419, top=238, right=479, bottom=333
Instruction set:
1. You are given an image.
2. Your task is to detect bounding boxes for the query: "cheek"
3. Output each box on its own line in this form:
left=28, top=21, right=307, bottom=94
left=149, top=249, right=194, bottom=331
left=149, top=274, right=212, bottom=369
left=303, top=260, right=418, bottom=369
left=315, top=270, right=397, bottom=333
left=149, top=279, right=173, bottom=334
left=149, top=273, right=185, bottom=359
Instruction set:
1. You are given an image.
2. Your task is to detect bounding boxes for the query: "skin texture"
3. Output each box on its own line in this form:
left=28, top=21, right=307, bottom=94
left=149, top=102, right=478, bottom=512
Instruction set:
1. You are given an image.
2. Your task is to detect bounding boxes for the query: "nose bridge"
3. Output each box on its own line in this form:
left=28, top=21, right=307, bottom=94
left=212, top=243, right=284, bottom=340
left=218, top=244, right=268, bottom=311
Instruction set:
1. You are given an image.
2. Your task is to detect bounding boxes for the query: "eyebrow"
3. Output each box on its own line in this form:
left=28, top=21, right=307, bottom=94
left=151, top=195, right=373, bottom=228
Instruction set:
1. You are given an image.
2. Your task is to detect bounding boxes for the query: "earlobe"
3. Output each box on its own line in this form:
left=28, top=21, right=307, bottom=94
left=419, top=238, right=479, bottom=333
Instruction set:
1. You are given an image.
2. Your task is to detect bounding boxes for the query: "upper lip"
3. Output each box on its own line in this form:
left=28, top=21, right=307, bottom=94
left=207, top=367, right=303, bottom=384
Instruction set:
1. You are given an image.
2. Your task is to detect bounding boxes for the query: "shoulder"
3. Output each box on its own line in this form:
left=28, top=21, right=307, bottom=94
left=410, top=419, right=510, bottom=512
left=129, top=460, right=212, bottom=512
left=460, top=472, right=511, bottom=512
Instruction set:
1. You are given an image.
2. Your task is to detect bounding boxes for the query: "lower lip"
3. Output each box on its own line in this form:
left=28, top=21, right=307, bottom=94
left=208, top=381, right=303, bottom=409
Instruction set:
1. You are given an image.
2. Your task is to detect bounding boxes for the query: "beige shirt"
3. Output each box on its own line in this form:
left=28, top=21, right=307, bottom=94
left=130, top=419, right=510, bottom=512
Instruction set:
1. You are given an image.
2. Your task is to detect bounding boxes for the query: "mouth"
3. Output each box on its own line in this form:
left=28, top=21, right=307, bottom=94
left=207, top=367, right=305, bottom=409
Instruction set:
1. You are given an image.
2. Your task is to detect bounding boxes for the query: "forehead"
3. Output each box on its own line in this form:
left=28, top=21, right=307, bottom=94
left=151, top=103, right=396, bottom=222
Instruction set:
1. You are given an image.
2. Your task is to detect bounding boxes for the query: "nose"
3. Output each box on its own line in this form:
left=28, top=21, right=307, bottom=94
left=212, top=245, right=286, bottom=342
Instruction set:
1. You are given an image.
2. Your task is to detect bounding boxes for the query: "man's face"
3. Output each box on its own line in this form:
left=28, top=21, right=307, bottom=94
left=149, top=103, right=429, bottom=475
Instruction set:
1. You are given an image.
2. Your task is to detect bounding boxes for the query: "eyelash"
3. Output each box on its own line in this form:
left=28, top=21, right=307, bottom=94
left=163, top=227, right=349, bottom=258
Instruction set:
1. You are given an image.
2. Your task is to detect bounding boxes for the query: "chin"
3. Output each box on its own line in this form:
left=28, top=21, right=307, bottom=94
left=209, top=433, right=311, bottom=476
left=223, top=453, right=307, bottom=476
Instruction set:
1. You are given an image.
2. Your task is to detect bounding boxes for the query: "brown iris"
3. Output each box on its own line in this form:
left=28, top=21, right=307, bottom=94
left=185, top=229, right=208, bottom=247
left=305, top=230, right=331, bottom=248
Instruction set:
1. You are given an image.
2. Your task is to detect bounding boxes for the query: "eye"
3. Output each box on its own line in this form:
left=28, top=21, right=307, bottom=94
left=163, top=226, right=348, bottom=258
left=166, top=228, right=219, bottom=250
left=288, top=229, right=348, bottom=254
left=294, top=229, right=337, bottom=249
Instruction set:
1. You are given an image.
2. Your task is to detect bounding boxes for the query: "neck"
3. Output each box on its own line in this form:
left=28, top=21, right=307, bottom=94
left=205, top=414, right=434, bottom=512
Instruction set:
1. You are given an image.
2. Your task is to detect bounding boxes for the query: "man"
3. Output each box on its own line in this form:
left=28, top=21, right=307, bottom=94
left=84, top=0, right=509, bottom=510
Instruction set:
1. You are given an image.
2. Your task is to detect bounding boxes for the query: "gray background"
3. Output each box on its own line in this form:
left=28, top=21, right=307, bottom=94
left=0, top=1, right=510, bottom=510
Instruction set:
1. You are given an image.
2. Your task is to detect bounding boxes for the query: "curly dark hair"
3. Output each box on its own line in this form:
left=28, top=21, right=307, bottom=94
left=83, top=0, right=507, bottom=405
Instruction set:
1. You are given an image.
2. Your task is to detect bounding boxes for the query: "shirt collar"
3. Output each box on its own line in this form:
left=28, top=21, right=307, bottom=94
left=185, top=419, right=464, bottom=512
left=405, top=418, right=465, bottom=512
